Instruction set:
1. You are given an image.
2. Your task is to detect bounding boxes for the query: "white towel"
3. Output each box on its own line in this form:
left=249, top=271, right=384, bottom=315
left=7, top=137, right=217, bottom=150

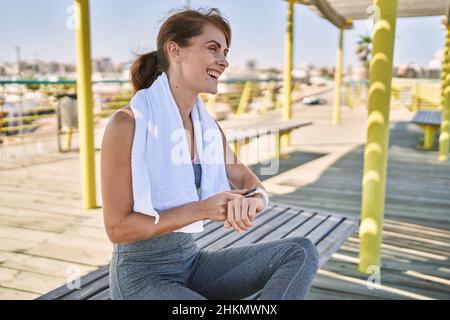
left=129, top=72, right=231, bottom=233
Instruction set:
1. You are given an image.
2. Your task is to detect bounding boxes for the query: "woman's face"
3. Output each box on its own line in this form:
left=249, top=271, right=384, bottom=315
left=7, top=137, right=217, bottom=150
left=170, top=23, right=229, bottom=95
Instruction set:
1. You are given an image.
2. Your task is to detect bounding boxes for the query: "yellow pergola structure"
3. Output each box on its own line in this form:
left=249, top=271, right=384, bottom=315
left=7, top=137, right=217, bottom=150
left=74, top=0, right=449, bottom=271
left=283, top=0, right=450, bottom=273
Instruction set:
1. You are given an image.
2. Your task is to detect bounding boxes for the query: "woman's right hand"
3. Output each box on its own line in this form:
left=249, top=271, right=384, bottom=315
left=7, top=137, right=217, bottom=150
left=199, top=189, right=249, bottom=222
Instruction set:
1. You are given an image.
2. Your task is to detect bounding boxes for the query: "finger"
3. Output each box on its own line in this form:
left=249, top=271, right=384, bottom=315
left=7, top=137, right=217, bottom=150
left=241, top=198, right=252, bottom=228
left=228, top=200, right=242, bottom=232
left=224, top=193, right=245, bottom=201
left=224, top=220, right=231, bottom=228
left=248, top=200, right=257, bottom=222
left=233, top=199, right=248, bottom=231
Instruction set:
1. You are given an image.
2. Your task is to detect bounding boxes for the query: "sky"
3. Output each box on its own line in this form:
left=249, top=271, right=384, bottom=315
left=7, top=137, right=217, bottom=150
left=0, top=0, right=445, bottom=69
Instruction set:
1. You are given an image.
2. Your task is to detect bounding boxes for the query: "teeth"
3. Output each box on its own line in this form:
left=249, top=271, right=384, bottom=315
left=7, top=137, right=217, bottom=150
left=207, top=69, right=220, bottom=79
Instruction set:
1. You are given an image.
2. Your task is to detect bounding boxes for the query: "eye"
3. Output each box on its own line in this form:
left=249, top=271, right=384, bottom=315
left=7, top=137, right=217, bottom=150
left=209, top=46, right=217, bottom=52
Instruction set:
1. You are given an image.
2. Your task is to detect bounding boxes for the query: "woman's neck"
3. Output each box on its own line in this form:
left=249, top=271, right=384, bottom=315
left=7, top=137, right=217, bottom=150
left=166, top=71, right=197, bottom=122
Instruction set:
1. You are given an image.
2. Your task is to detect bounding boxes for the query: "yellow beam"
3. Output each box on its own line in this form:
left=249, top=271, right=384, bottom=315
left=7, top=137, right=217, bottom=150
left=332, top=26, right=344, bottom=125
left=345, top=83, right=354, bottom=109
left=236, top=81, right=252, bottom=116
left=261, top=81, right=276, bottom=113
left=412, top=82, right=420, bottom=111
left=439, top=23, right=450, bottom=161
left=75, top=0, right=97, bottom=209
left=422, top=125, right=436, bottom=149
left=281, top=0, right=294, bottom=150
left=283, top=0, right=294, bottom=122
left=358, top=0, right=398, bottom=274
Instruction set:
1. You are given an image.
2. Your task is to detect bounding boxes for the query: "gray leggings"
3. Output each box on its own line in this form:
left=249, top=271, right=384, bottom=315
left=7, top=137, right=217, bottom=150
left=109, top=231, right=319, bottom=300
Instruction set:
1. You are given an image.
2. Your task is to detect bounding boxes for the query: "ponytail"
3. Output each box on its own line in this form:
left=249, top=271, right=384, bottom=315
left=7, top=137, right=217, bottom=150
left=129, top=51, right=162, bottom=93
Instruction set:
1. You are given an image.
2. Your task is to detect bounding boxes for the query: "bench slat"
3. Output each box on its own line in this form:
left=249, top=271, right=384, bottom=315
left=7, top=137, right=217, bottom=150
left=411, top=110, right=442, bottom=126
left=36, top=264, right=109, bottom=300
left=62, top=275, right=109, bottom=300
left=225, top=208, right=302, bottom=245
left=192, top=204, right=277, bottom=243
left=315, top=219, right=359, bottom=268
left=283, top=212, right=330, bottom=239
left=194, top=205, right=283, bottom=249
left=203, top=206, right=289, bottom=251
left=256, top=210, right=315, bottom=242
left=303, top=215, right=345, bottom=244
left=88, top=288, right=111, bottom=300
left=225, top=121, right=312, bottom=142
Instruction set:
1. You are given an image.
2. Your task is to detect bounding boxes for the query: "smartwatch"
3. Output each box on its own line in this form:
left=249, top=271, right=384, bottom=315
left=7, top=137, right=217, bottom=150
left=244, top=187, right=269, bottom=211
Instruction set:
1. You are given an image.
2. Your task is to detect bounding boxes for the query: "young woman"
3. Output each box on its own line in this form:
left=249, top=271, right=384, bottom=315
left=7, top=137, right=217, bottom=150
left=101, top=8, right=319, bottom=300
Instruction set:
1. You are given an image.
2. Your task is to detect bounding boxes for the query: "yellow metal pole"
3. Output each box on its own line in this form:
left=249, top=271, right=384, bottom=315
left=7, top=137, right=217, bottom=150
left=412, top=82, right=420, bottom=111
left=332, top=26, right=344, bottom=125
left=358, top=0, right=398, bottom=273
left=422, top=125, right=436, bottom=150
left=355, top=83, right=362, bottom=108
left=65, top=127, right=73, bottom=151
left=439, top=27, right=448, bottom=113
left=236, top=81, right=252, bottom=116
left=75, top=0, right=97, bottom=209
left=232, top=141, right=240, bottom=159
left=282, top=0, right=294, bottom=149
left=439, top=22, right=450, bottom=161
left=273, top=131, right=281, bottom=159
left=346, top=83, right=354, bottom=109
left=261, top=81, right=275, bottom=114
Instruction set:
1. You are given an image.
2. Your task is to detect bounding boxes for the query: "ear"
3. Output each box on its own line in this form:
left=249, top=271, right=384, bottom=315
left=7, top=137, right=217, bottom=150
left=166, top=40, right=183, bottom=63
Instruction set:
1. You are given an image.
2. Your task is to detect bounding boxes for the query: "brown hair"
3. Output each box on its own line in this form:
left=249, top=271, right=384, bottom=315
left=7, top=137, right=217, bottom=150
left=130, top=8, right=232, bottom=93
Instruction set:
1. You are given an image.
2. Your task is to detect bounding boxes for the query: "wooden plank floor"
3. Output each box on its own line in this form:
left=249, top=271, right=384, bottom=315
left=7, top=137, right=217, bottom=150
left=1, top=90, right=449, bottom=299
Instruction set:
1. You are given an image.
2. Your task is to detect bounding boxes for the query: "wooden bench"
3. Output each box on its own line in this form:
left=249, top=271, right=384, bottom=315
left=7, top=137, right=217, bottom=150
left=37, top=201, right=359, bottom=300
left=224, top=119, right=312, bottom=159
left=411, top=110, right=442, bottom=149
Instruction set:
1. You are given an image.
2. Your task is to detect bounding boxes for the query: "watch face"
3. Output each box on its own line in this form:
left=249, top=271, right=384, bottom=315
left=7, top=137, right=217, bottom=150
left=243, top=187, right=258, bottom=197
left=244, top=192, right=257, bottom=198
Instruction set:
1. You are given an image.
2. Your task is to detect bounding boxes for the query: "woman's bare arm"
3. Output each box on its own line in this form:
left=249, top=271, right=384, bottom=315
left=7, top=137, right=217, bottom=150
left=101, top=107, right=207, bottom=244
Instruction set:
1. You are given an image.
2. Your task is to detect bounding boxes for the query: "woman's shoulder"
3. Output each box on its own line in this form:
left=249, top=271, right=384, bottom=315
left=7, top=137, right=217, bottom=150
left=101, top=106, right=134, bottom=165
left=108, top=105, right=134, bottom=129
left=103, top=105, right=135, bottom=146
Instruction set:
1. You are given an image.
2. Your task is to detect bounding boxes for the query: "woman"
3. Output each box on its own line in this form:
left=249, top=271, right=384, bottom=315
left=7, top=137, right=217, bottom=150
left=101, top=8, right=319, bottom=300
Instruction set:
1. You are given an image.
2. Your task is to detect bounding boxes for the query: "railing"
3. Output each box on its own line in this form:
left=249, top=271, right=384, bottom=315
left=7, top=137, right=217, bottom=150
left=0, top=80, right=131, bottom=157
left=342, top=78, right=440, bottom=112
left=343, top=80, right=369, bottom=109
left=0, top=78, right=305, bottom=159
left=391, top=78, right=440, bottom=111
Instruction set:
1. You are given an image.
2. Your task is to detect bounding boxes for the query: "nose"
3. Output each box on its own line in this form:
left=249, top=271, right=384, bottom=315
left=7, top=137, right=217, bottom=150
left=217, top=57, right=229, bottom=69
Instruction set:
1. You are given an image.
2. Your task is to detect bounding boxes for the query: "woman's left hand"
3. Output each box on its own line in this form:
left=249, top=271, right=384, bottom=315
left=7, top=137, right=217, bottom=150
left=223, top=196, right=265, bottom=232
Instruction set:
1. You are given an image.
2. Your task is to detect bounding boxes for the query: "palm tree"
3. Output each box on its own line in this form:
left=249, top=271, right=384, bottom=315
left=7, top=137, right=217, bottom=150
left=356, top=34, right=372, bottom=80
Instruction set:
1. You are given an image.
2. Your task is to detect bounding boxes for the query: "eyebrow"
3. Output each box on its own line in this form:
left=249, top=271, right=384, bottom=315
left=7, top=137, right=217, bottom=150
left=205, top=40, right=229, bottom=53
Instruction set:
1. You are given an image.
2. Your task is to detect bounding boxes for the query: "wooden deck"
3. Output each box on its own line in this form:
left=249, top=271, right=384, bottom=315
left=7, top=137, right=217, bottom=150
left=1, top=91, right=449, bottom=299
